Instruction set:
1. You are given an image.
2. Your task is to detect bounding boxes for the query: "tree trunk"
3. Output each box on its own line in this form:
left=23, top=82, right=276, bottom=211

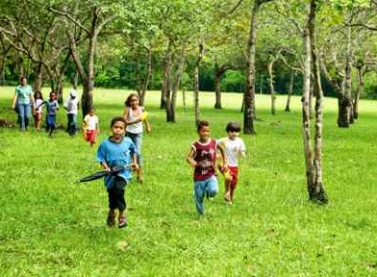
left=73, top=71, right=79, bottom=90
left=338, top=26, right=353, bottom=127
left=193, top=65, right=200, bottom=125
left=214, top=72, right=222, bottom=109
left=166, top=45, right=185, bottom=123
left=285, top=71, right=294, bottom=112
left=193, top=42, right=204, bottom=126
left=0, top=58, right=5, bottom=85
left=214, top=63, right=223, bottom=109
left=31, top=61, right=44, bottom=92
left=182, top=88, right=187, bottom=112
left=268, top=58, right=276, bottom=115
left=244, top=1, right=266, bottom=134
left=303, top=0, right=328, bottom=204
left=161, top=40, right=172, bottom=110
left=354, top=66, right=363, bottom=119
left=139, top=45, right=152, bottom=106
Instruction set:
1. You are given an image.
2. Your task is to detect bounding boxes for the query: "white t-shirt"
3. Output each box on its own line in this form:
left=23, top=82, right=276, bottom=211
left=64, top=97, right=78, bottom=114
left=84, top=114, right=98, bottom=130
left=125, top=106, right=144, bottom=134
left=218, top=137, right=246, bottom=167
left=35, top=99, right=44, bottom=113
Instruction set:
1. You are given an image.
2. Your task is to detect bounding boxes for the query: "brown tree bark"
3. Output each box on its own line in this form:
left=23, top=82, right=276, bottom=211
left=354, top=65, right=364, bottom=119
left=166, top=47, right=185, bottom=122
left=244, top=0, right=272, bottom=134
left=161, top=40, right=172, bottom=110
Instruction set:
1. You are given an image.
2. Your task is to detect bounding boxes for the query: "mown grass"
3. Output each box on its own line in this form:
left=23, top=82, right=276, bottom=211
left=0, top=86, right=376, bottom=277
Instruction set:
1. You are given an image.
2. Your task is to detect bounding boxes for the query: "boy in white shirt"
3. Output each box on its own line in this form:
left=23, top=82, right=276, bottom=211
left=64, top=89, right=79, bottom=136
left=83, top=107, right=100, bottom=147
left=218, top=121, right=246, bottom=204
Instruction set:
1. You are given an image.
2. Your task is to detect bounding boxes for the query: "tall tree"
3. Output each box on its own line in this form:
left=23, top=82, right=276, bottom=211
left=49, top=1, right=119, bottom=117
left=302, top=0, right=328, bottom=204
left=244, top=0, right=273, bottom=134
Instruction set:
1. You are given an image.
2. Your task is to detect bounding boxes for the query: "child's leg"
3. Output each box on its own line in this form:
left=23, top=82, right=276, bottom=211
left=205, top=175, right=219, bottom=199
left=229, top=167, right=239, bottom=201
left=114, top=177, right=127, bottom=228
left=127, top=132, right=143, bottom=182
left=194, top=180, right=206, bottom=214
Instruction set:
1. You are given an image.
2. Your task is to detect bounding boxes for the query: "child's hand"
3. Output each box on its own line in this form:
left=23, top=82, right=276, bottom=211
left=132, top=163, right=139, bottom=171
left=190, top=161, right=198, bottom=168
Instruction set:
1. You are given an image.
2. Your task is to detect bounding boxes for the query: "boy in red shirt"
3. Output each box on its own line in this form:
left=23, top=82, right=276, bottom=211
left=186, top=120, right=226, bottom=215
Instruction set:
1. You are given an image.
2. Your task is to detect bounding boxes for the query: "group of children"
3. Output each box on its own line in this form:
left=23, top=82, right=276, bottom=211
left=98, top=104, right=245, bottom=228
left=12, top=81, right=246, bottom=227
left=186, top=120, right=246, bottom=215
left=14, top=85, right=100, bottom=145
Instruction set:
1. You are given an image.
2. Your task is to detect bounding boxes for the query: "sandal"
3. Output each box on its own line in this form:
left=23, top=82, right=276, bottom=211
left=118, top=215, right=128, bottom=228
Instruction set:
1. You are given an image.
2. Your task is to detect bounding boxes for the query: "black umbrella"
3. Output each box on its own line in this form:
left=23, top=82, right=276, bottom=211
left=77, top=164, right=132, bottom=183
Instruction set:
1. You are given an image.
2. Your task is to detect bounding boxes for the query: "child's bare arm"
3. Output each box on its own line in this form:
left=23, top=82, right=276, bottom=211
left=100, top=162, right=111, bottom=171
left=217, top=143, right=227, bottom=167
left=186, top=148, right=197, bottom=168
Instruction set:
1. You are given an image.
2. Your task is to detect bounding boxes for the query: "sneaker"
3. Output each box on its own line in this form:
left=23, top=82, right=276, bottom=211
left=118, top=215, right=128, bottom=228
left=107, top=211, right=116, bottom=227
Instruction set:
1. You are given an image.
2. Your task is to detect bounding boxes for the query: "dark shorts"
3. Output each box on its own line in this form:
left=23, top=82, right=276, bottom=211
left=107, top=177, right=127, bottom=211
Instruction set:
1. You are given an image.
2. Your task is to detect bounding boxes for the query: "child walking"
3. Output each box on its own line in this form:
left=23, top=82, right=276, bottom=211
left=123, top=93, right=151, bottom=183
left=64, top=89, right=79, bottom=136
left=218, top=121, right=246, bottom=204
left=186, top=120, right=226, bottom=215
left=33, top=91, right=43, bottom=130
left=83, top=107, right=100, bottom=147
left=36, top=91, right=59, bottom=137
left=97, top=117, right=137, bottom=228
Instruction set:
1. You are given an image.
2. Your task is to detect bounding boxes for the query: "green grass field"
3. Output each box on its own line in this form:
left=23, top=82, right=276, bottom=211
left=0, top=86, right=376, bottom=277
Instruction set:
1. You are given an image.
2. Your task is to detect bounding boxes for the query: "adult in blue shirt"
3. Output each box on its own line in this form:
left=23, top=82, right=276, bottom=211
left=12, top=76, right=34, bottom=131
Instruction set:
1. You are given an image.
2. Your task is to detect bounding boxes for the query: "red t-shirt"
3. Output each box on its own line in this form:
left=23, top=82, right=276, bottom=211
left=191, top=139, right=217, bottom=181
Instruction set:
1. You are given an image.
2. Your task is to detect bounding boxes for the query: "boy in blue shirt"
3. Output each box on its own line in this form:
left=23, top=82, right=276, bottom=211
left=97, top=117, right=137, bottom=228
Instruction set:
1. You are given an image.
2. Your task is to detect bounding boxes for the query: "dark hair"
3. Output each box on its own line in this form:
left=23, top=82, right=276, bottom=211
left=34, top=91, right=43, bottom=100
left=226, top=121, right=241, bottom=132
left=20, top=76, right=26, bottom=82
left=125, top=93, right=139, bottom=107
left=197, top=120, right=210, bottom=132
left=110, top=116, right=126, bottom=127
left=49, top=91, right=56, bottom=97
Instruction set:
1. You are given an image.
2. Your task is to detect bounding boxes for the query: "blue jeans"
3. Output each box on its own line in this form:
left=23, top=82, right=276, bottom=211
left=194, top=175, right=219, bottom=214
left=17, top=103, right=31, bottom=130
left=126, top=132, right=143, bottom=167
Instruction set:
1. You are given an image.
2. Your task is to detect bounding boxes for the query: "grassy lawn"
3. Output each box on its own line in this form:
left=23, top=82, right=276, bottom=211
left=0, top=86, right=376, bottom=277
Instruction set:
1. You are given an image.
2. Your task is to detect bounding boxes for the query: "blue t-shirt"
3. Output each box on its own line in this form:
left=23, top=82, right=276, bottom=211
left=97, top=137, right=136, bottom=188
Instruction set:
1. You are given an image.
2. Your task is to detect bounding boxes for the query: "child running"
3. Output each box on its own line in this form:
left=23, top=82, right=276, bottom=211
left=97, top=117, right=138, bottom=228
left=123, top=93, right=151, bottom=183
left=64, top=89, right=79, bottom=136
left=83, top=107, right=100, bottom=147
left=186, top=120, right=226, bottom=215
left=36, top=91, right=59, bottom=137
left=218, top=121, right=246, bottom=204
left=33, top=91, right=43, bottom=131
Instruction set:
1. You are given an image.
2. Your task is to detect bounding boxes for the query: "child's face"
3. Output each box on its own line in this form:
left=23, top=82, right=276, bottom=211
left=89, top=110, right=94, bottom=116
left=129, top=97, right=139, bottom=108
left=228, top=130, right=239, bottom=140
left=111, top=121, right=126, bottom=138
left=50, top=93, right=56, bottom=100
left=198, top=126, right=210, bottom=141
